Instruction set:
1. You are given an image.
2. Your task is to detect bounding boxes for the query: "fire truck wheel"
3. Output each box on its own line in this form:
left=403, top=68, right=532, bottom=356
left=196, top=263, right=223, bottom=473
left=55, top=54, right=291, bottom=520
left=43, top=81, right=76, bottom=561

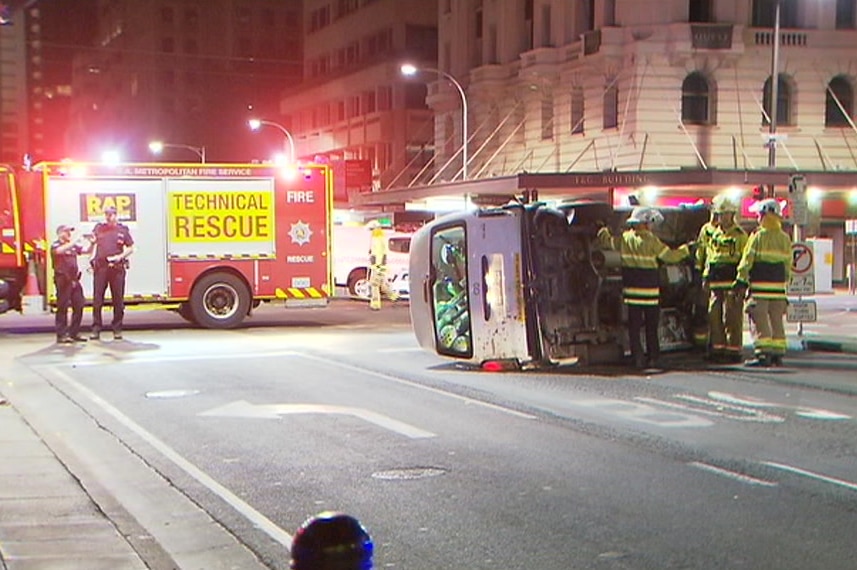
left=347, top=268, right=371, bottom=300
left=176, top=302, right=197, bottom=324
left=189, top=272, right=250, bottom=329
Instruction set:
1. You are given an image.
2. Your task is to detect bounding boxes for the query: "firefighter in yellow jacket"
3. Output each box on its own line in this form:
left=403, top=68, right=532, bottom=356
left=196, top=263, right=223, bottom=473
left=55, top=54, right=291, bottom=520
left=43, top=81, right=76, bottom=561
left=599, top=207, right=690, bottom=369
left=696, top=195, right=748, bottom=363
left=734, top=199, right=792, bottom=367
left=367, top=221, right=399, bottom=310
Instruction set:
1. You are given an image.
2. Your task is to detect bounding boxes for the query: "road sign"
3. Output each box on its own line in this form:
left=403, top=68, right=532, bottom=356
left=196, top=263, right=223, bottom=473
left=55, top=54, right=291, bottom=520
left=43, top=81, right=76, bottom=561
left=788, top=242, right=815, bottom=296
left=791, top=243, right=813, bottom=274
left=788, top=175, right=808, bottom=225
left=786, top=300, right=817, bottom=323
left=788, top=273, right=815, bottom=295
left=846, top=219, right=857, bottom=235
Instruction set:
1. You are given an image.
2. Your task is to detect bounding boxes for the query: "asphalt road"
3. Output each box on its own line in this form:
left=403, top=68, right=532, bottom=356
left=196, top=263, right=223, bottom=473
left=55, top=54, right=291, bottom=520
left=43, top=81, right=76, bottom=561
left=2, top=299, right=857, bottom=569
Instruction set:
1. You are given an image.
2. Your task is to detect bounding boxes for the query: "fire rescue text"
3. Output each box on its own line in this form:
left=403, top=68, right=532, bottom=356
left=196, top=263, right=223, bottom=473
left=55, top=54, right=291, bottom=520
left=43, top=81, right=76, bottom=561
left=170, top=191, right=273, bottom=241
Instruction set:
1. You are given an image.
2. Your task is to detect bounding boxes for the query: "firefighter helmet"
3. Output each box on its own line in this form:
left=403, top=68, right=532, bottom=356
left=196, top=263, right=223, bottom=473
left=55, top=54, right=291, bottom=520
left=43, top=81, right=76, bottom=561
left=627, top=206, right=664, bottom=226
left=756, top=198, right=782, bottom=217
left=711, top=195, right=739, bottom=214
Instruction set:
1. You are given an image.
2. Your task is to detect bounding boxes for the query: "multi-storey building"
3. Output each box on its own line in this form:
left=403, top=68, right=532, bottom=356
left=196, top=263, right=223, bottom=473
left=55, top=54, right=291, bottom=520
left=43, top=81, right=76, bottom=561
left=68, top=0, right=302, bottom=162
left=0, top=2, right=27, bottom=165
left=278, top=0, right=438, bottom=195
left=421, top=0, right=856, bottom=181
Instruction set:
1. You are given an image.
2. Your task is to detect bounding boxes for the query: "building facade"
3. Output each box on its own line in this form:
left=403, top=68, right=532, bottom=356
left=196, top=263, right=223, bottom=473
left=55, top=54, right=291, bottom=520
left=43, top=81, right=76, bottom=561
left=429, top=0, right=857, bottom=181
left=278, top=0, right=438, bottom=195
left=67, top=0, right=303, bottom=163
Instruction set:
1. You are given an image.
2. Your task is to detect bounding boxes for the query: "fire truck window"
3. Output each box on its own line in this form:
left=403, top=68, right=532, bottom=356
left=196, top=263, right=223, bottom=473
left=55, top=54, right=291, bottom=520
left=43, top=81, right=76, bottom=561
left=0, top=178, right=12, bottom=227
left=430, top=225, right=472, bottom=358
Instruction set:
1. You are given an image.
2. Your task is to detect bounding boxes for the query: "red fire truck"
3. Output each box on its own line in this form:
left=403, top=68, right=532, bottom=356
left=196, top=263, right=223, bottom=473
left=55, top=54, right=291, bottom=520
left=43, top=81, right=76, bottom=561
left=0, top=161, right=332, bottom=328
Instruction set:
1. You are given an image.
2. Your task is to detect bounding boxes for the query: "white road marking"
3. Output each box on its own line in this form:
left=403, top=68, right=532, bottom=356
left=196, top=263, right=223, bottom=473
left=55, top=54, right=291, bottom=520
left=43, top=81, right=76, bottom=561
left=47, top=368, right=294, bottom=549
left=68, top=350, right=300, bottom=367
left=376, top=347, right=424, bottom=353
left=761, top=461, right=857, bottom=492
left=577, top=398, right=713, bottom=428
left=670, top=394, right=786, bottom=423
left=199, top=400, right=436, bottom=439
left=689, top=461, right=779, bottom=487
left=635, top=396, right=784, bottom=424
left=295, top=352, right=537, bottom=420
left=708, top=391, right=851, bottom=421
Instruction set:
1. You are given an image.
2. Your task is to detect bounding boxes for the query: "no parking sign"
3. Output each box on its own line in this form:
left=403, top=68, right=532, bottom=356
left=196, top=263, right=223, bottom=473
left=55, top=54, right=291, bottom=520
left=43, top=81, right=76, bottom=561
left=788, top=242, right=815, bottom=296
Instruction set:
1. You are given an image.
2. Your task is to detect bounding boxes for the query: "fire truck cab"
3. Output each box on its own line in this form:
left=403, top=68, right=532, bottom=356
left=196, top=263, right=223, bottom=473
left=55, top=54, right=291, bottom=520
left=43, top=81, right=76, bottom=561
left=409, top=199, right=709, bottom=369
left=0, top=161, right=333, bottom=328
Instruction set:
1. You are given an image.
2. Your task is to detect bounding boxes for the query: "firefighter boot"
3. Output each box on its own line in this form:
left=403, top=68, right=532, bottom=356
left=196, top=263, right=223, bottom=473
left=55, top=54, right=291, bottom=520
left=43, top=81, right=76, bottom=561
left=744, top=353, right=770, bottom=367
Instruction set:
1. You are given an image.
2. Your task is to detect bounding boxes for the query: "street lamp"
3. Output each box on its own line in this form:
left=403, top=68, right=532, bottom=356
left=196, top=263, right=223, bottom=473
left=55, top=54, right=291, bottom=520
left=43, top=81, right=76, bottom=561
left=148, top=140, right=206, bottom=163
left=401, top=63, right=469, bottom=181
left=766, top=0, right=782, bottom=194
left=248, top=119, right=297, bottom=164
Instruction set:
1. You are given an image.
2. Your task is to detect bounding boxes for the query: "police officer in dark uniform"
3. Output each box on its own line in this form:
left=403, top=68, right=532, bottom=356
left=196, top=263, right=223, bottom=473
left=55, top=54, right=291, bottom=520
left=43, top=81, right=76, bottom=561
left=50, top=224, right=92, bottom=344
left=90, top=205, right=135, bottom=340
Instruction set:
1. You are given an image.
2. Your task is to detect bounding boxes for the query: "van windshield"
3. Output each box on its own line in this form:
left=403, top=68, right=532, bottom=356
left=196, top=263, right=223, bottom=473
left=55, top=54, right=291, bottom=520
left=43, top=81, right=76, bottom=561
left=430, top=225, right=472, bottom=358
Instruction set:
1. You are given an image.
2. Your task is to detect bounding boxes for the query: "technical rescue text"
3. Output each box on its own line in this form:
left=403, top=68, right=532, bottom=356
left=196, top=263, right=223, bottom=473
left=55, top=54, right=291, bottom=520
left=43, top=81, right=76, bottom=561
left=169, top=190, right=274, bottom=242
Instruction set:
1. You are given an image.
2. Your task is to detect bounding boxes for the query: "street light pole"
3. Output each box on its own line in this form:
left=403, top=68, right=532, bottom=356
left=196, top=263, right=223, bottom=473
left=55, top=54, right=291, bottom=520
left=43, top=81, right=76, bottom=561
left=148, top=141, right=206, bottom=163
left=767, top=0, right=781, bottom=197
left=248, top=119, right=297, bottom=164
left=401, top=64, right=468, bottom=181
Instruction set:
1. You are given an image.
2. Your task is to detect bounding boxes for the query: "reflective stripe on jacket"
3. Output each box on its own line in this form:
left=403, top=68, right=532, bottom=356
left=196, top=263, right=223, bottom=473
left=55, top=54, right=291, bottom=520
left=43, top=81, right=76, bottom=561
left=701, top=224, right=748, bottom=289
left=736, top=216, right=792, bottom=300
left=599, top=226, right=689, bottom=306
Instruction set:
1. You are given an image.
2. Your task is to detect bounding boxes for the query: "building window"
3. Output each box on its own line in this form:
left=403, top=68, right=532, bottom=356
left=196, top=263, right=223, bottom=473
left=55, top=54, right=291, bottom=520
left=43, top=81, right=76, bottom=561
left=689, top=0, right=714, bottom=23
left=762, top=74, right=793, bottom=126
left=836, top=0, right=856, bottom=29
left=681, top=72, right=712, bottom=125
left=603, top=84, right=618, bottom=129
left=365, top=91, right=376, bottom=114
left=752, top=0, right=799, bottom=28
left=826, top=75, right=854, bottom=127
left=570, top=86, right=584, bottom=134
left=541, top=91, right=554, bottom=140
left=404, top=84, right=428, bottom=109
left=161, top=6, right=174, bottom=24
left=161, top=37, right=175, bottom=53
left=378, top=86, right=392, bottom=111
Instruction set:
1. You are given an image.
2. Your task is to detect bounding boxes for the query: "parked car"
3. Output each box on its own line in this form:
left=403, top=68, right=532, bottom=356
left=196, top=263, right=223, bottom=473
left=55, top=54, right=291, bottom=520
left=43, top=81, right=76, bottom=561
left=332, top=225, right=411, bottom=300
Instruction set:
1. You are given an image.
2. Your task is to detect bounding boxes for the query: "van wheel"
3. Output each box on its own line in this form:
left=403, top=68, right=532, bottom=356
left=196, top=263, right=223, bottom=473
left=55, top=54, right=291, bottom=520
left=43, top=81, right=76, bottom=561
left=189, top=273, right=250, bottom=329
left=347, top=268, right=371, bottom=299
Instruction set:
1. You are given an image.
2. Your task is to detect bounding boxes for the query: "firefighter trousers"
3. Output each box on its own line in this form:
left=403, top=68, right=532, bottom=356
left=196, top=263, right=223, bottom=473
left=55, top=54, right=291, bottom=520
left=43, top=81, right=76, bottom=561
left=369, top=265, right=398, bottom=310
left=708, top=288, right=743, bottom=356
left=746, top=297, right=787, bottom=357
left=92, top=265, right=127, bottom=332
left=627, top=304, right=660, bottom=366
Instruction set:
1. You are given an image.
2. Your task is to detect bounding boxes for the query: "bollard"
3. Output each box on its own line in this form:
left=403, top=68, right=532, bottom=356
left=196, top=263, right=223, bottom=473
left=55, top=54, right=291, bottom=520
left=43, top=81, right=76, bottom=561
left=290, top=511, right=373, bottom=570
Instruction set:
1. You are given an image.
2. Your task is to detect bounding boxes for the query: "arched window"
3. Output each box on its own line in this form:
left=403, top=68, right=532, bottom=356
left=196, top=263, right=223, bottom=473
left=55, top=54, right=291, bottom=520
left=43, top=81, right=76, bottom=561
left=825, top=75, right=853, bottom=127
left=752, top=0, right=799, bottom=28
left=681, top=72, right=712, bottom=124
left=762, top=74, right=792, bottom=126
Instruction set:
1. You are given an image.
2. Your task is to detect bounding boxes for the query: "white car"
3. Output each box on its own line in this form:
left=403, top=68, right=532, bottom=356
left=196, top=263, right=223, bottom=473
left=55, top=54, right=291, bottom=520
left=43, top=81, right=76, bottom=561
left=332, top=225, right=411, bottom=300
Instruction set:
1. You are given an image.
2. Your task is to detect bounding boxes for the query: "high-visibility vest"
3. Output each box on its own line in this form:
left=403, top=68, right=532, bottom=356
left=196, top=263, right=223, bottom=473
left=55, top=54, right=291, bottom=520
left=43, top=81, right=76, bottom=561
left=599, top=226, right=689, bottom=306
left=736, top=217, right=792, bottom=300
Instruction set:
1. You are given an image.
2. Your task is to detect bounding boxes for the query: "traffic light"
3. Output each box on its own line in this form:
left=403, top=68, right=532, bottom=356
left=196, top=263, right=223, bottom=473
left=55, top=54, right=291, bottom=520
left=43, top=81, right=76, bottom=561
left=752, top=186, right=765, bottom=201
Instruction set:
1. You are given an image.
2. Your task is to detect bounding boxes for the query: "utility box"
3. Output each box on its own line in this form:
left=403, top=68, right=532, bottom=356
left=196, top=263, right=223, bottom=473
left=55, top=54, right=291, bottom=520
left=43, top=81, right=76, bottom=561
left=807, top=238, right=833, bottom=293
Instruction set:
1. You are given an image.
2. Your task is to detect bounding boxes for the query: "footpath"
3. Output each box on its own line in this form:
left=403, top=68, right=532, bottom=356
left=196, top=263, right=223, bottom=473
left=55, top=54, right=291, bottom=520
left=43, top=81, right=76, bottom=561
left=0, top=294, right=855, bottom=569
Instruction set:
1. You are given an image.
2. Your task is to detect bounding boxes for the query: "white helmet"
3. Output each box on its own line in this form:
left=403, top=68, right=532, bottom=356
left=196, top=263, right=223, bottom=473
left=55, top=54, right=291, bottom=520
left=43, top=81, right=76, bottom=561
left=366, top=220, right=381, bottom=230
left=627, top=206, right=664, bottom=226
left=756, top=198, right=782, bottom=217
left=711, top=194, right=739, bottom=214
